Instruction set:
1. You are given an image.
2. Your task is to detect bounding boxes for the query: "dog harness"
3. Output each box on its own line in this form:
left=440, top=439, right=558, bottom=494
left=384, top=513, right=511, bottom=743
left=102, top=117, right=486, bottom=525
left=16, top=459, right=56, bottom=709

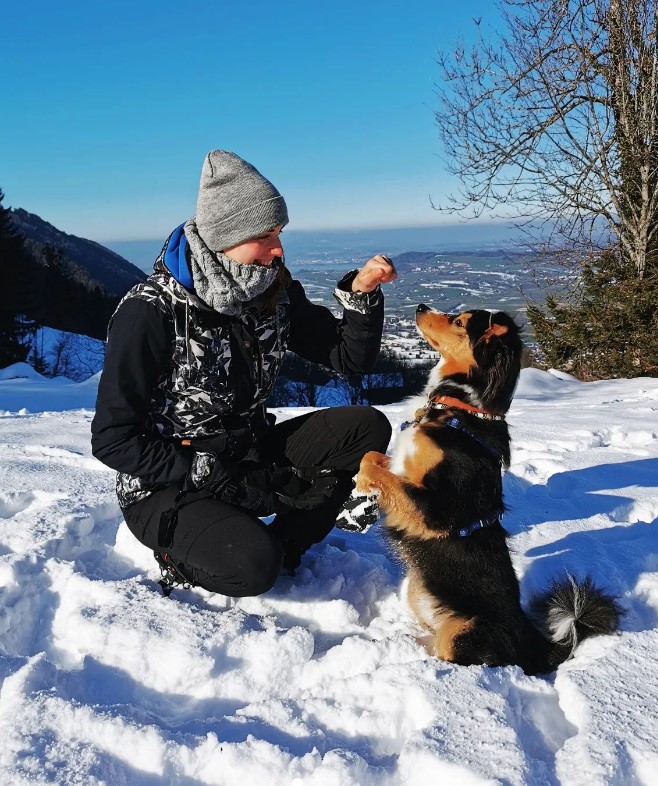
left=444, top=415, right=505, bottom=537
left=401, top=394, right=505, bottom=430
left=401, top=394, right=505, bottom=460
left=442, top=415, right=502, bottom=460
left=401, top=395, right=505, bottom=538
left=457, top=510, right=504, bottom=538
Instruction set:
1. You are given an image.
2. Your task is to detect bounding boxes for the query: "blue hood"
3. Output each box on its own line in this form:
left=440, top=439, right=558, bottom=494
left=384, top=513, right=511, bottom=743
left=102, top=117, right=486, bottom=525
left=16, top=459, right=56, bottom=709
left=163, top=223, right=194, bottom=290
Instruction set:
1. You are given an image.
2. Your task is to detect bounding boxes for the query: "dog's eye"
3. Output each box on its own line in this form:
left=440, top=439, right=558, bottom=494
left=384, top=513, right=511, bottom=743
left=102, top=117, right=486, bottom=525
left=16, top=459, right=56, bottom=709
left=454, top=318, right=463, bottom=328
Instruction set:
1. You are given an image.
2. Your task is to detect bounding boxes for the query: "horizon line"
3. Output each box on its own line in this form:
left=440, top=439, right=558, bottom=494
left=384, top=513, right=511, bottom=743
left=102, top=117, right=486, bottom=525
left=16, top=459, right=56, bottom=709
left=100, top=219, right=525, bottom=245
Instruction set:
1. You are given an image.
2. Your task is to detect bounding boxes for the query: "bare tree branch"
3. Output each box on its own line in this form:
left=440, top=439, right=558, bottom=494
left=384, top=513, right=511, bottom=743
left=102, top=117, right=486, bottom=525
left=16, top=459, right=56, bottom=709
left=435, top=0, right=658, bottom=276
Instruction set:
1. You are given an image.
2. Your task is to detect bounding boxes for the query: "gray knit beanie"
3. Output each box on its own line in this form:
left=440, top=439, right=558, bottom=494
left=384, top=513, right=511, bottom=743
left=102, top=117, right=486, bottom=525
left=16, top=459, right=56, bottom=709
left=195, top=150, right=289, bottom=252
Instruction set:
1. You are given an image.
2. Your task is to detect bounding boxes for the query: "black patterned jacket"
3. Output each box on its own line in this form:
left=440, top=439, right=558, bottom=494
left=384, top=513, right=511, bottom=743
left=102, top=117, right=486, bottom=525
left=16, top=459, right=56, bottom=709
left=91, top=251, right=384, bottom=507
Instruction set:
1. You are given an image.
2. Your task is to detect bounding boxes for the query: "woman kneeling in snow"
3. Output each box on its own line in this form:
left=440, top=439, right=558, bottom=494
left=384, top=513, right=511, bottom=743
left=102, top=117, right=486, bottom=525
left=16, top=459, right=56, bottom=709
left=91, top=150, right=394, bottom=595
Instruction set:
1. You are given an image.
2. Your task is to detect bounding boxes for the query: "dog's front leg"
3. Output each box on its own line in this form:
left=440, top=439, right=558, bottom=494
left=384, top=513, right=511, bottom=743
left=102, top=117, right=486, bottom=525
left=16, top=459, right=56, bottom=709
left=357, top=452, right=439, bottom=541
left=356, top=452, right=405, bottom=511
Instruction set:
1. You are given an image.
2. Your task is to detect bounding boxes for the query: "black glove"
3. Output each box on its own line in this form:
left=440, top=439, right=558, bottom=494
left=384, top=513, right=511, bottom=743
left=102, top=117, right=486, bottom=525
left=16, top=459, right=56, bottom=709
left=181, top=434, right=238, bottom=495
left=220, top=465, right=339, bottom=516
left=275, top=466, right=339, bottom=510
left=220, top=462, right=289, bottom=516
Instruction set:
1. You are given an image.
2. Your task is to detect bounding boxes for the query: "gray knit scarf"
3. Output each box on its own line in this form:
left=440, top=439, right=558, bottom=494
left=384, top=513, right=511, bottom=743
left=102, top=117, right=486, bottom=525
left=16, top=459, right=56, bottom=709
left=184, top=219, right=279, bottom=315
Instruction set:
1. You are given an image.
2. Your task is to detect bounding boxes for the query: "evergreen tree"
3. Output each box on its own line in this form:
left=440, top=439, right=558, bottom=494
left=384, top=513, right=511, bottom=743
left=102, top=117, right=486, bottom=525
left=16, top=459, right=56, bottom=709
left=0, top=189, right=37, bottom=367
left=528, top=247, right=658, bottom=379
left=31, top=243, right=120, bottom=341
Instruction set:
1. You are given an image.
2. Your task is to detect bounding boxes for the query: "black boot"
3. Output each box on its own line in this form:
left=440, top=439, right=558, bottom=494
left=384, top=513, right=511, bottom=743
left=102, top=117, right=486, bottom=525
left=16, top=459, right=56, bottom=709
left=154, top=551, right=196, bottom=596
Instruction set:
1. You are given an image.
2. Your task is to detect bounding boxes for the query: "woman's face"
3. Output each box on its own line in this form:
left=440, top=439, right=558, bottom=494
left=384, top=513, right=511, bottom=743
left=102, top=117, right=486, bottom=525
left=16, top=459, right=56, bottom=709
left=223, top=226, right=284, bottom=266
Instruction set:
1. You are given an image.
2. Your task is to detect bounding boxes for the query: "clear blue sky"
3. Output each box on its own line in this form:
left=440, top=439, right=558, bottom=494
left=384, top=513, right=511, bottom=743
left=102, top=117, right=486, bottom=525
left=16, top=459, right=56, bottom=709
left=3, top=0, right=500, bottom=242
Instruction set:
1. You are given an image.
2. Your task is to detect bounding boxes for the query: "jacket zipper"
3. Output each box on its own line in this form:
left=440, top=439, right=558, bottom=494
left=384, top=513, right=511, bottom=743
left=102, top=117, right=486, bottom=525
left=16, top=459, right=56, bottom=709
left=241, top=317, right=264, bottom=396
left=253, top=330, right=264, bottom=392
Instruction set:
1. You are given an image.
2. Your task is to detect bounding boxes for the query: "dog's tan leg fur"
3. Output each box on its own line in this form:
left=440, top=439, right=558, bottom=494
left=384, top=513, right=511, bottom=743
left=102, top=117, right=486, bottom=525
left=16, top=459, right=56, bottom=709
left=357, top=451, right=473, bottom=661
left=435, top=615, right=475, bottom=661
left=406, top=569, right=475, bottom=663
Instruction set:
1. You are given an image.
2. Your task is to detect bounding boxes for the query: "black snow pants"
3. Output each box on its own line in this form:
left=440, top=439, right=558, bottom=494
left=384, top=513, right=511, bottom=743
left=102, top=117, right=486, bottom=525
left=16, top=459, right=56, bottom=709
left=122, top=406, right=391, bottom=597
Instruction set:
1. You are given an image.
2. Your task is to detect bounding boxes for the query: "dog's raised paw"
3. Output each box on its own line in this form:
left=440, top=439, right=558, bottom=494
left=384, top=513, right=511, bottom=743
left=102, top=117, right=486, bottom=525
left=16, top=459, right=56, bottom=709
left=355, top=472, right=373, bottom=495
left=360, top=451, right=390, bottom=470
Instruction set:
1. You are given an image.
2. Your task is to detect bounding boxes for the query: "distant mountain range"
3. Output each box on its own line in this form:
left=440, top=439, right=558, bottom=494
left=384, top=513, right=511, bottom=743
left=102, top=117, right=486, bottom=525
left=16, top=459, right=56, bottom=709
left=108, top=223, right=532, bottom=274
left=10, top=208, right=146, bottom=296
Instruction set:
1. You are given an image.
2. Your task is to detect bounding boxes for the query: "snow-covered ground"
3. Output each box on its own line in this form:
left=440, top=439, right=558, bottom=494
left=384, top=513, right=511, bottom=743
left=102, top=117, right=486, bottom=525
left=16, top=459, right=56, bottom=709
left=0, top=365, right=657, bottom=785
left=26, top=327, right=105, bottom=382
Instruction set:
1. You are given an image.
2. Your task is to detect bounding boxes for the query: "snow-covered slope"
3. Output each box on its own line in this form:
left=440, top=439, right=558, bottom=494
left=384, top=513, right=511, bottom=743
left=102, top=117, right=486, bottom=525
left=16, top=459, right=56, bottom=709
left=0, top=368, right=657, bottom=785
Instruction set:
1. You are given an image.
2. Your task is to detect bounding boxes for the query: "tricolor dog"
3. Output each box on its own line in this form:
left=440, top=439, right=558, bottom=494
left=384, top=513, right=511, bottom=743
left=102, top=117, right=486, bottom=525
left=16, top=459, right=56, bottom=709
left=357, top=304, right=621, bottom=674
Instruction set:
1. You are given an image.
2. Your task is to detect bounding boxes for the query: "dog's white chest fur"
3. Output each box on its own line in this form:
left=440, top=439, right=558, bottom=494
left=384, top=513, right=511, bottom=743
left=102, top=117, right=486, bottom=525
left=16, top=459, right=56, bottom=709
left=389, top=364, right=444, bottom=477
left=389, top=397, right=425, bottom=476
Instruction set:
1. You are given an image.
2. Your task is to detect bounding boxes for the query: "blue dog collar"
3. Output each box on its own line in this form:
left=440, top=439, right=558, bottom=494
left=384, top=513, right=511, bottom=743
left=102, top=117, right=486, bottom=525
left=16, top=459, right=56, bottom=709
left=457, top=511, right=503, bottom=538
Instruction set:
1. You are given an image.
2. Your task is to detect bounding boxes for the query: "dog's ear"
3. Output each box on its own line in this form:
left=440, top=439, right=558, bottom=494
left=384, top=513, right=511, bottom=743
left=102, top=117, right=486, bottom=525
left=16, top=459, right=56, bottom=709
left=484, top=322, right=508, bottom=340
left=473, top=313, right=522, bottom=410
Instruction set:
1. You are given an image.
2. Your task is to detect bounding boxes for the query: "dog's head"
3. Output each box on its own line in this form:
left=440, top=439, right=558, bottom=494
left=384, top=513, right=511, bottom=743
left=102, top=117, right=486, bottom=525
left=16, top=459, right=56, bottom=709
left=416, top=304, right=523, bottom=413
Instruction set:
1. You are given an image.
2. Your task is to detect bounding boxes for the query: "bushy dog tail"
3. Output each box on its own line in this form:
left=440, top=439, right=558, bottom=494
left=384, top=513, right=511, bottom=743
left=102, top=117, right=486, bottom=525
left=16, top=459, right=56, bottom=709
left=529, top=575, right=623, bottom=672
